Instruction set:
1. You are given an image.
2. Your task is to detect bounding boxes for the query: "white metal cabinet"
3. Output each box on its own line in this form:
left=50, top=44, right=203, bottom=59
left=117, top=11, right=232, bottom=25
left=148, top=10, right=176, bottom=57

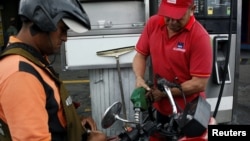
left=63, top=34, right=140, bottom=70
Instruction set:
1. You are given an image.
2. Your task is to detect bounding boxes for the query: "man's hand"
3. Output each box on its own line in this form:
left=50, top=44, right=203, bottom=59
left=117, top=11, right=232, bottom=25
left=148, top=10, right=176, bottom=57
left=146, top=88, right=166, bottom=102
left=81, top=116, right=97, bottom=131
left=87, top=130, right=107, bottom=141
left=81, top=117, right=108, bottom=141
left=135, top=76, right=150, bottom=91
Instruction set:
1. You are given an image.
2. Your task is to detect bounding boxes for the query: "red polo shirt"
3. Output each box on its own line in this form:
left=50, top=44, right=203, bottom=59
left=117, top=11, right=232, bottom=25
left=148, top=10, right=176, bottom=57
left=135, top=15, right=212, bottom=115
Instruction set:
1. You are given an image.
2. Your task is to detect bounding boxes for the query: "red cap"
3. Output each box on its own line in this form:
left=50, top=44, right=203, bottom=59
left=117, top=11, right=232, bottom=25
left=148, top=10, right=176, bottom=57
left=158, top=0, right=194, bottom=19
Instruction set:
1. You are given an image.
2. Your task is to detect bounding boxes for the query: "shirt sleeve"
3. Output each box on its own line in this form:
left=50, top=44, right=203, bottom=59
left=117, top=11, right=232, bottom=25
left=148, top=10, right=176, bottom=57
left=136, top=16, right=162, bottom=56
left=190, top=32, right=213, bottom=78
left=1, top=72, right=51, bottom=141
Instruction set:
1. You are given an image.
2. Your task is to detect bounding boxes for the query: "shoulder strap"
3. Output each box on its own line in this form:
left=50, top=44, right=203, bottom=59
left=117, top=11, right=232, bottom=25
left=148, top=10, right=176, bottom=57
left=0, top=43, right=85, bottom=141
left=1, top=43, right=59, bottom=81
left=0, top=119, right=11, bottom=141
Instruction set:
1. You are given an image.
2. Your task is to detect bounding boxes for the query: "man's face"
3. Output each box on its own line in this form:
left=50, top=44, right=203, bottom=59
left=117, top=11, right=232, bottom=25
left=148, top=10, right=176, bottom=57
left=47, top=20, right=68, bottom=54
left=165, top=5, right=195, bottom=32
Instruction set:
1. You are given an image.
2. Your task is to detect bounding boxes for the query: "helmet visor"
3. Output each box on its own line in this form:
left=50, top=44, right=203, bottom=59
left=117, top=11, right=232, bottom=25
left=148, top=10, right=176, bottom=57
left=62, top=18, right=89, bottom=33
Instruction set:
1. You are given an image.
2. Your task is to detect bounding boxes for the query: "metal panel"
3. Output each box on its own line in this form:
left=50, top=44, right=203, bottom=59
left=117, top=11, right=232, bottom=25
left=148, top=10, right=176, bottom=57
left=206, top=34, right=236, bottom=123
left=81, top=1, right=145, bottom=30
left=89, top=67, right=136, bottom=136
left=63, top=34, right=140, bottom=70
left=232, top=0, right=242, bottom=124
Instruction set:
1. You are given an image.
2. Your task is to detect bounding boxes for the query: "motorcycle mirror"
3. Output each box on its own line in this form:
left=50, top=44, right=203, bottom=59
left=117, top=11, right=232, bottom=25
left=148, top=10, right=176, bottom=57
left=101, top=101, right=122, bottom=129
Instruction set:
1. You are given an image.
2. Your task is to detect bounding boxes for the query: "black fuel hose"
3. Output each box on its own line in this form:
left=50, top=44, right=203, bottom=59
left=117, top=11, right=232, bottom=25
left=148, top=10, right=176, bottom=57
left=213, top=0, right=234, bottom=118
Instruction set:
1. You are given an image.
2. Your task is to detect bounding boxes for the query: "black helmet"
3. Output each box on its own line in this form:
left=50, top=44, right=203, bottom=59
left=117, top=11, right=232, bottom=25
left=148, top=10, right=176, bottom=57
left=18, top=0, right=91, bottom=33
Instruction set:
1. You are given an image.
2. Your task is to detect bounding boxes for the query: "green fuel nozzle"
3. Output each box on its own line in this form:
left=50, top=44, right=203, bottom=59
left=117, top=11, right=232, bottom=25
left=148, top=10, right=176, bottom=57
left=130, top=87, right=148, bottom=111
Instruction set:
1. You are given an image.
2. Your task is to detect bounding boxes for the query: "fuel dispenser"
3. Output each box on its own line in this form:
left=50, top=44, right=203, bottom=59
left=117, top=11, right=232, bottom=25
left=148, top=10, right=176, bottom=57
left=193, top=0, right=239, bottom=124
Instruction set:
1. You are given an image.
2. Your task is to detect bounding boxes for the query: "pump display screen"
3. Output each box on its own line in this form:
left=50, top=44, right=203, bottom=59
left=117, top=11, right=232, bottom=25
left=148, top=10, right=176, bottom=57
left=207, top=0, right=231, bottom=16
left=194, top=0, right=231, bottom=17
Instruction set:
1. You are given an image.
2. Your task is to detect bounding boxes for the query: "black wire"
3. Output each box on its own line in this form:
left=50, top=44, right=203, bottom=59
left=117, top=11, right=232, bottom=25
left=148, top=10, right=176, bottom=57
left=49, top=54, right=57, bottom=65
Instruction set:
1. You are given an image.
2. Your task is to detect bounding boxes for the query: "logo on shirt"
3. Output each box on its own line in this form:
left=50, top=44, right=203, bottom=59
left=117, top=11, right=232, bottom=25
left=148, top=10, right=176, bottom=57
left=173, top=42, right=186, bottom=52
left=167, top=0, right=177, bottom=4
left=66, top=96, right=73, bottom=106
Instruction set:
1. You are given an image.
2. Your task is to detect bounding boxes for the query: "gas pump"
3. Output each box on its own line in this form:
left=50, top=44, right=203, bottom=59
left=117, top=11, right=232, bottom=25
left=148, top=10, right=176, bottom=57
left=193, top=0, right=238, bottom=124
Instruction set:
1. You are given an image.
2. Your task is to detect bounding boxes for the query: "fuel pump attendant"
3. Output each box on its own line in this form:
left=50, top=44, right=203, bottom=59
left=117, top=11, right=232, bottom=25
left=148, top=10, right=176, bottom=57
left=132, top=0, right=213, bottom=140
left=0, top=0, right=107, bottom=141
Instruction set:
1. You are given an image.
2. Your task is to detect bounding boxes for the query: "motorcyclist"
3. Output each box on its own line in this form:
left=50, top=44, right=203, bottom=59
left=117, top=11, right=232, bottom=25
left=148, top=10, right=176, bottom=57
left=0, top=0, right=107, bottom=140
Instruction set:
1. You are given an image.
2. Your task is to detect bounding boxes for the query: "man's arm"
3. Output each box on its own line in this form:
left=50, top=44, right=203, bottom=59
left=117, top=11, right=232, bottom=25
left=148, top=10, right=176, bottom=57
left=132, top=52, right=150, bottom=90
left=171, top=76, right=209, bottom=97
left=150, top=76, right=210, bottom=101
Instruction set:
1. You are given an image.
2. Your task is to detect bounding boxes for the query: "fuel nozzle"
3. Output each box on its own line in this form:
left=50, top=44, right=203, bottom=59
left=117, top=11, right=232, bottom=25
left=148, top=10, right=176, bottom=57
left=130, top=87, right=148, bottom=111
left=130, top=87, right=149, bottom=124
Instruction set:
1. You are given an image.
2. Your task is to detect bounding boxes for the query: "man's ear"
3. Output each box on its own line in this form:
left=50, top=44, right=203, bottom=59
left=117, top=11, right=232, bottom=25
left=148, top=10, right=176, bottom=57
left=29, top=23, right=42, bottom=36
left=190, top=5, right=196, bottom=16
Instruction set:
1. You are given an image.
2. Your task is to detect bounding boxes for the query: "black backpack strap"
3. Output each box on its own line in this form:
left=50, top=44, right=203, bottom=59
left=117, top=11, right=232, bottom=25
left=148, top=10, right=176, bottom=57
left=0, top=119, right=11, bottom=141
left=1, top=42, right=59, bottom=80
left=20, top=61, right=68, bottom=141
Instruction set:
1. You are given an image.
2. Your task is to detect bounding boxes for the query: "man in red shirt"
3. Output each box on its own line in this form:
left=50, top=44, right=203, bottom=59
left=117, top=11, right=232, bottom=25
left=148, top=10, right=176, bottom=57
left=133, top=0, right=212, bottom=140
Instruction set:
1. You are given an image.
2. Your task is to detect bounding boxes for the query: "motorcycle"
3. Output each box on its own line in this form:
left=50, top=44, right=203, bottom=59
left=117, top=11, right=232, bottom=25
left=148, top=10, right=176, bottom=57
left=101, top=76, right=216, bottom=141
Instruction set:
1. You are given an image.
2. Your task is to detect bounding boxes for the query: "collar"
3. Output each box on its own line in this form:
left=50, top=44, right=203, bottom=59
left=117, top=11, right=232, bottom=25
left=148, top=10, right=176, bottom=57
left=8, top=36, right=22, bottom=44
left=185, top=15, right=195, bottom=31
left=7, top=36, right=50, bottom=62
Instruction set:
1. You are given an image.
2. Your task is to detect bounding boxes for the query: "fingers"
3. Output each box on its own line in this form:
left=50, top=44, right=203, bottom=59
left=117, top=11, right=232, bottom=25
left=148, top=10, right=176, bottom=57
left=87, top=119, right=97, bottom=131
left=82, top=117, right=97, bottom=131
left=146, top=91, right=154, bottom=102
left=147, top=89, right=166, bottom=102
left=136, top=77, right=151, bottom=91
left=107, top=135, right=120, bottom=141
left=143, top=84, right=151, bottom=91
left=87, top=131, right=107, bottom=141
